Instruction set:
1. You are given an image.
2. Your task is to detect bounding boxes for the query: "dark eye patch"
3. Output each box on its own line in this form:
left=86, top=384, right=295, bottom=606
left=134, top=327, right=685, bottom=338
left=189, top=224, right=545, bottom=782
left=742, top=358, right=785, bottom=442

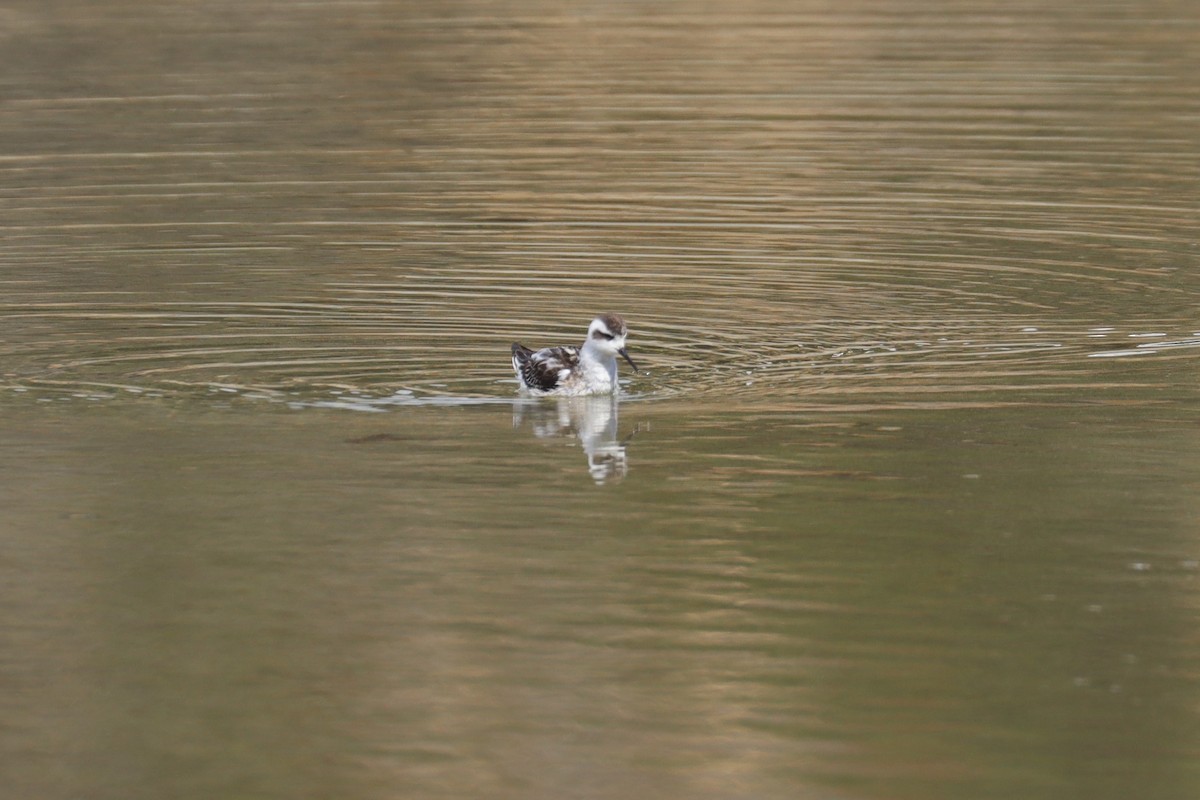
left=593, top=330, right=615, bottom=341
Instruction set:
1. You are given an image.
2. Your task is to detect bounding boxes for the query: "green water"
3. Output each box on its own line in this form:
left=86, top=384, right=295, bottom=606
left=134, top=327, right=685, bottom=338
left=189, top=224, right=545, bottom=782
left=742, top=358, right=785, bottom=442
left=3, top=0, right=1200, bottom=798
left=4, top=399, right=1199, bottom=799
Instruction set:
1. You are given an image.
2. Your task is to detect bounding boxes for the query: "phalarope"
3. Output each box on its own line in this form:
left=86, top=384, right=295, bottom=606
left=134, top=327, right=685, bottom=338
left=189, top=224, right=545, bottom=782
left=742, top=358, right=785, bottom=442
left=511, top=313, right=639, bottom=396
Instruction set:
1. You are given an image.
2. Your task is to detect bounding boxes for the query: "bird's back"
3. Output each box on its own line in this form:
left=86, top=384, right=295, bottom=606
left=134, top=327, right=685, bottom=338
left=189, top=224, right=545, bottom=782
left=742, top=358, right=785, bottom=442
left=512, top=343, right=580, bottom=393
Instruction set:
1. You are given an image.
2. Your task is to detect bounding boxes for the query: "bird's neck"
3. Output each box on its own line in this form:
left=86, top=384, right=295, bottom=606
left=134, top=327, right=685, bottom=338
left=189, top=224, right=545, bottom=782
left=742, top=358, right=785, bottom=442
left=580, top=343, right=618, bottom=383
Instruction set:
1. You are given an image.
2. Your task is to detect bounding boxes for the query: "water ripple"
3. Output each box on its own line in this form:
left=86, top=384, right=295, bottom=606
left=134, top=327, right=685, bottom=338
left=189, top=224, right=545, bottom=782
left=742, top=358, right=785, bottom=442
left=2, top=0, right=1197, bottom=409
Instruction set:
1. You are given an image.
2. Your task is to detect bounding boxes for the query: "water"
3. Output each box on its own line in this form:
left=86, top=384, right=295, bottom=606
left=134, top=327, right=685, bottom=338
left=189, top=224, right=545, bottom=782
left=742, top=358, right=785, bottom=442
left=3, top=1, right=1200, bottom=798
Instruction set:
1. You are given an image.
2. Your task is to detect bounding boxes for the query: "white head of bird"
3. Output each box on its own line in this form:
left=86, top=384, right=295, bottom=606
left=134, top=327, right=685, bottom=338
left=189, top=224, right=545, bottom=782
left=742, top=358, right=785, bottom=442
left=582, top=313, right=639, bottom=377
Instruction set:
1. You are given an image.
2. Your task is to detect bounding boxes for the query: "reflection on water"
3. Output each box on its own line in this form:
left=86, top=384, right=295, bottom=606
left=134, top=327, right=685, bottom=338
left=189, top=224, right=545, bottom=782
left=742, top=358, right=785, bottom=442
left=514, top=395, right=642, bottom=484
left=303, top=392, right=641, bottom=483
left=3, top=0, right=1200, bottom=799
left=4, top=403, right=1200, bottom=800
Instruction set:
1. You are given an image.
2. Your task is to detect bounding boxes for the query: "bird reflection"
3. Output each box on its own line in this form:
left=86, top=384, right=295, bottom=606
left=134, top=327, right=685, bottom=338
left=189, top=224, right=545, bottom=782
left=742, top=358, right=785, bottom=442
left=513, top=395, right=641, bottom=484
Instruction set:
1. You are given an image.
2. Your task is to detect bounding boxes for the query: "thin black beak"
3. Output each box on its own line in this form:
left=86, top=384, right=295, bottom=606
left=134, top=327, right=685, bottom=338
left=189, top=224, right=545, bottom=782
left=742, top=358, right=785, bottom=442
left=618, top=348, right=639, bottom=373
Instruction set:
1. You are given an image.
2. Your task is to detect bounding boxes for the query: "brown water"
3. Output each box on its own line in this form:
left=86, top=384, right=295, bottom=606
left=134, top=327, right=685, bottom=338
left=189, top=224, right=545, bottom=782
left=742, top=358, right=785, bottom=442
left=3, top=1, right=1200, bottom=798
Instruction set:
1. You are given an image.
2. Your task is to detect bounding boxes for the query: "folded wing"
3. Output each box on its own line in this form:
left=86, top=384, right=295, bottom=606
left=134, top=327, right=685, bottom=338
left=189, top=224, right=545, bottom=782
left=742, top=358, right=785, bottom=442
left=512, top=343, right=579, bottom=392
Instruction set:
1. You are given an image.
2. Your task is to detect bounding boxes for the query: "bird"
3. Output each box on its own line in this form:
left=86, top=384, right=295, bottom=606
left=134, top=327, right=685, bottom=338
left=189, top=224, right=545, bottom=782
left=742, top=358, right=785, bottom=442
left=511, top=313, right=639, bottom=396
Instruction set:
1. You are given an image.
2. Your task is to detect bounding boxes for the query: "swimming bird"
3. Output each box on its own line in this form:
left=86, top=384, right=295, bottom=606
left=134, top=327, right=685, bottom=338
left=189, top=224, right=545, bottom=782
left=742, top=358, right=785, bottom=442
left=511, top=313, right=639, bottom=396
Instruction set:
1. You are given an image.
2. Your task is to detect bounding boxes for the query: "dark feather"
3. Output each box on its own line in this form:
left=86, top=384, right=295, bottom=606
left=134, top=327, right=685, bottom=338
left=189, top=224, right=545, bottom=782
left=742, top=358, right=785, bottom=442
left=512, top=342, right=580, bottom=392
left=595, top=312, right=627, bottom=337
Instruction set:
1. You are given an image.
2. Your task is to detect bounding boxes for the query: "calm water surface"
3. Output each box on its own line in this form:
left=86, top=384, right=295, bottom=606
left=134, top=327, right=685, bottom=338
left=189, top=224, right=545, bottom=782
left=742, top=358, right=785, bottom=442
left=2, top=1, right=1200, bottom=798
